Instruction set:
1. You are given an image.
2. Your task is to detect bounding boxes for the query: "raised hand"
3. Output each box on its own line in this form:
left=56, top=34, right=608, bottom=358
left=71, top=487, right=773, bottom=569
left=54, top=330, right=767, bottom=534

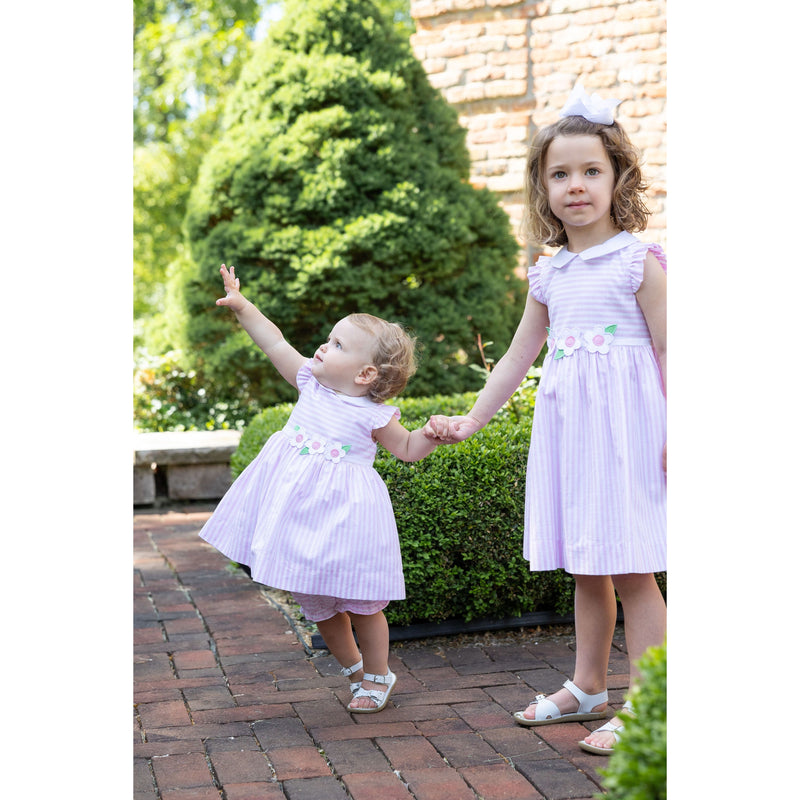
left=216, top=264, right=247, bottom=313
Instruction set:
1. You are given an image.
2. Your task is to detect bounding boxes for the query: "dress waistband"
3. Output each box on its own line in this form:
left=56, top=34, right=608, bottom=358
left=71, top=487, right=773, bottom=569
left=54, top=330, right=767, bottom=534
left=545, top=325, right=651, bottom=360
left=283, top=423, right=357, bottom=464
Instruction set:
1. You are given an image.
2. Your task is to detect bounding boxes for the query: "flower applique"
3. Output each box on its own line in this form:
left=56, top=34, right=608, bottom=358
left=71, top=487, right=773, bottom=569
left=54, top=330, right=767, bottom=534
left=550, top=327, right=583, bottom=360
left=325, top=442, right=351, bottom=463
left=287, top=425, right=308, bottom=449
left=584, top=324, right=617, bottom=354
left=301, top=436, right=326, bottom=456
left=286, top=424, right=351, bottom=461
left=548, top=324, right=619, bottom=359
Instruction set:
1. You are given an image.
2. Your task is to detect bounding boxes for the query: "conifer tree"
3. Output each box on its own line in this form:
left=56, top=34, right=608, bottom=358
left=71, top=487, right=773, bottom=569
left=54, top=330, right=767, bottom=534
left=180, top=0, right=524, bottom=405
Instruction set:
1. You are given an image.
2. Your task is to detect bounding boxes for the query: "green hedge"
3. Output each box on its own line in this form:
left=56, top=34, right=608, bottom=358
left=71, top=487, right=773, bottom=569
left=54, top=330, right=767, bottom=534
left=599, top=641, right=667, bottom=800
left=230, top=387, right=582, bottom=625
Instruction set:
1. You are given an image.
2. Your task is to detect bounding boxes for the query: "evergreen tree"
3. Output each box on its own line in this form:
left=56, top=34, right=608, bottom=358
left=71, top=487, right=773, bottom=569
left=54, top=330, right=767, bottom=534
left=133, top=0, right=263, bottom=336
left=180, top=0, right=524, bottom=405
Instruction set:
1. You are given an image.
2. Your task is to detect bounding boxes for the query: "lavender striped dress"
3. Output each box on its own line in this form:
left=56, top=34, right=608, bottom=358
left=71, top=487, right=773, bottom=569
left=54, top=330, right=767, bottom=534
left=199, top=361, right=405, bottom=600
left=525, top=231, right=666, bottom=575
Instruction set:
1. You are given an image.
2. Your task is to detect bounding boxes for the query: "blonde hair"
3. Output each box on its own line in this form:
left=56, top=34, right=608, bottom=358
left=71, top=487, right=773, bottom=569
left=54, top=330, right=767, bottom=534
left=346, top=313, right=418, bottom=402
left=522, top=115, right=651, bottom=247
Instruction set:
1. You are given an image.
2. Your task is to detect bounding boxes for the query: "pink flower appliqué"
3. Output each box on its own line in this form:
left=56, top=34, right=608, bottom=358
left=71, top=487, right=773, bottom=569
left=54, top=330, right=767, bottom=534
left=325, top=441, right=352, bottom=463
left=287, top=425, right=308, bottom=449
left=301, top=436, right=326, bottom=456
left=584, top=324, right=618, bottom=354
left=553, top=328, right=583, bottom=360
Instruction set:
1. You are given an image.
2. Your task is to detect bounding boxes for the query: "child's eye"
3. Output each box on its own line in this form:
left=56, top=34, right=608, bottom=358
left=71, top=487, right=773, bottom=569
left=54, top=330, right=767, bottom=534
left=586, top=167, right=600, bottom=176
left=552, top=170, right=567, bottom=180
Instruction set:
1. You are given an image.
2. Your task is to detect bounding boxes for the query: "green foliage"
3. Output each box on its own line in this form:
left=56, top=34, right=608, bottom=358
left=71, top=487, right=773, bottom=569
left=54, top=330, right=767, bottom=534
left=134, top=0, right=262, bottom=145
left=230, top=400, right=297, bottom=473
left=378, top=414, right=576, bottom=625
left=232, top=383, right=579, bottom=624
left=133, top=0, right=264, bottom=332
left=179, top=0, right=524, bottom=409
left=373, top=0, right=415, bottom=37
left=599, top=641, right=667, bottom=800
left=134, top=350, right=262, bottom=432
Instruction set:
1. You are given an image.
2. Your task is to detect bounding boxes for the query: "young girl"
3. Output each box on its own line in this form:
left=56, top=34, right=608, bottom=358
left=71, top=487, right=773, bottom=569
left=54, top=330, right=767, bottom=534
left=200, top=264, right=438, bottom=713
left=425, top=83, right=666, bottom=754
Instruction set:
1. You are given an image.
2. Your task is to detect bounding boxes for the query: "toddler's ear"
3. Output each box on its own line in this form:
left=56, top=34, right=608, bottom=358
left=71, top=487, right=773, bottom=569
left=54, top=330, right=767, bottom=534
left=355, top=364, right=378, bottom=385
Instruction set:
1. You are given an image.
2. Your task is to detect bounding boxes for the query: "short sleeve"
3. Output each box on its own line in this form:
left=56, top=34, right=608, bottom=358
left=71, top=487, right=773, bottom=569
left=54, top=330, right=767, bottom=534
left=627, top=243, right=667, bottom=293
left=527, top=257, right=551, bottom=304
left=295, top=359, right=315, bottom=391
left=370, top=403, right=401, bottom=431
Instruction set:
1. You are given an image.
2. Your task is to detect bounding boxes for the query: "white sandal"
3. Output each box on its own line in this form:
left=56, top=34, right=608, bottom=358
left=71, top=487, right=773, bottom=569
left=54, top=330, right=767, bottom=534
left=348, top=669, right=396, bottom=714
left=578, top=700, right=634, bottom=755
left=514, top=679, right=609, bottom=727
left=340, top=658, right=363, bottom=694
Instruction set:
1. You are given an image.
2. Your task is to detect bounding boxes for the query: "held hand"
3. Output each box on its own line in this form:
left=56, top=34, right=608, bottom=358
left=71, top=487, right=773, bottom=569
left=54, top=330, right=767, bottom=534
left=216, top=264, right=247, bottom=313
left=422, top=414, right=482, bottom=444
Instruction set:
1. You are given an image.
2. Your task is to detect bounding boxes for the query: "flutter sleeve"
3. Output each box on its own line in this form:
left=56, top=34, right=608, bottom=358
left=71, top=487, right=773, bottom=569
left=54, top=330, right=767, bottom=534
left=295, top=359, right=315, bottom=392
left=527, top=257, right=551, bottom=304
left=370, top=403, right=401, bottom=431
left=627, top=242, right=667, bottom=293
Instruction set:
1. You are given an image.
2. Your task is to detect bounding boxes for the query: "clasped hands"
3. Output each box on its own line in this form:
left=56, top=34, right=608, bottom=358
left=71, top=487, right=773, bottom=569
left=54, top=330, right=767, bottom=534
left=422, top=414, right=482, bottom=445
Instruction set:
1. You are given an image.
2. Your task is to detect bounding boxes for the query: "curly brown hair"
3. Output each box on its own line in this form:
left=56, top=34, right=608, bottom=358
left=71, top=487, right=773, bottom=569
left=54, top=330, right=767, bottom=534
left=522, top=115, right=651, bottom=247
left=346, top=313, right=418, bottom=403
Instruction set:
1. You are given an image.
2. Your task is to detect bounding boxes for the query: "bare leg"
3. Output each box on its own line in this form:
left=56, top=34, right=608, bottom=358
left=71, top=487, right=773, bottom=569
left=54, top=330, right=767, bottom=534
left=582, top=572, right=666, bottom=750
left=347, top=610, right=391, bottom=710
left=315, top=612, right=363, bottom=681
left=521, top=574, right=616, bottom=719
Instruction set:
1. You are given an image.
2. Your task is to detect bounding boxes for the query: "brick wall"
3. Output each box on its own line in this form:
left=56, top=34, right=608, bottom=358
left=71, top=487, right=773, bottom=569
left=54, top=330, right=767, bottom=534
left=409, top=0, right=667, bottom=259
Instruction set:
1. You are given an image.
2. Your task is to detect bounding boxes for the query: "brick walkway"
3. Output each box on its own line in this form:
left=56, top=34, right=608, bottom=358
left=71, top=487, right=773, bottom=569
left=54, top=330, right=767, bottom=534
left=134, top=507, right=630, bottom=800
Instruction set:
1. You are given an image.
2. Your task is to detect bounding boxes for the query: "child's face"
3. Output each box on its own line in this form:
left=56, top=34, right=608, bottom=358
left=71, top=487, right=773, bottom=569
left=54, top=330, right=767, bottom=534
left=312, top=318, right=376, bottom=395
left=544, top=134, right=617, bottom=244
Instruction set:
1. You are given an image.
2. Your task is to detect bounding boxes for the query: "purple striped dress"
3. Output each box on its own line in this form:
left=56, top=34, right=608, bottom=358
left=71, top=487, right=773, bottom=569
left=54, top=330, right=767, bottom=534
left=525, top=231, right=667, bottom=575
left=199, top=361, right=405, bottom=600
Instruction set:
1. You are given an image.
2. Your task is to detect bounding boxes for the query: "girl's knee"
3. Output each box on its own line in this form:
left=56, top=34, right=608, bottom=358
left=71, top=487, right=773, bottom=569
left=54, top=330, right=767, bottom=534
left=573, top=574, right=614, bottom=595
left=611, top=572, right=659, bottom=598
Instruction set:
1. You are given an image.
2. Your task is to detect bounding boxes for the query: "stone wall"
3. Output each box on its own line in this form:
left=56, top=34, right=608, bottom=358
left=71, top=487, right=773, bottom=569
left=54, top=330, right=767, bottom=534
left=408, top=0, right=666, bottom=259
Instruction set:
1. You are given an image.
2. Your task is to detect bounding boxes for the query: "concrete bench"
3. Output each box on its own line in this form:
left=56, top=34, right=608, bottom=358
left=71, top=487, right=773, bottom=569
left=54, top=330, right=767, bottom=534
left=134, top=430, right=242, bottom=505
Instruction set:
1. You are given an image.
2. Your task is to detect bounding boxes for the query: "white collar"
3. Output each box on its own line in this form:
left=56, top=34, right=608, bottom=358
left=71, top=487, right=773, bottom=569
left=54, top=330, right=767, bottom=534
left=549, top=231, right=638, bottom=269
left=318, top=378, right=379, bottom=409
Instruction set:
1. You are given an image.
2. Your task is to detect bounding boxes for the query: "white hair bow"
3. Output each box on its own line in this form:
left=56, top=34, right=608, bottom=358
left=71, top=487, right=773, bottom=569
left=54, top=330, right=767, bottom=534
left=559, top=82, right=621, bottom=125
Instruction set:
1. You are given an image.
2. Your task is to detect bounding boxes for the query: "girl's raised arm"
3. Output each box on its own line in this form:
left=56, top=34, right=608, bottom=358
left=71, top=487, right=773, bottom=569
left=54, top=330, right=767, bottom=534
left=216, top=264, right=307, bottom=389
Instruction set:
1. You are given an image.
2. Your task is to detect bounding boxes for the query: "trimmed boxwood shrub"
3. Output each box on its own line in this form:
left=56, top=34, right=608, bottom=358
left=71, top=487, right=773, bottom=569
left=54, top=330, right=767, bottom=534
left=229, top=388, right=579, bottom=625
left=599, top=641, right=667, bottom=800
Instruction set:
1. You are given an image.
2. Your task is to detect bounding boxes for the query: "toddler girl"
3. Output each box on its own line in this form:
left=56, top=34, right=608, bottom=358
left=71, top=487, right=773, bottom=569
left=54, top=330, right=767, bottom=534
left=200, top=264, right=438, bottom=712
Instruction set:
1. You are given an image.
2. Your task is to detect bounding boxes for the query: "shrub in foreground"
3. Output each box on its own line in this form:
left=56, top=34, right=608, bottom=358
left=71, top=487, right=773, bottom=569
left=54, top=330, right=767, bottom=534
left=599, top=641, right=667, bottom=800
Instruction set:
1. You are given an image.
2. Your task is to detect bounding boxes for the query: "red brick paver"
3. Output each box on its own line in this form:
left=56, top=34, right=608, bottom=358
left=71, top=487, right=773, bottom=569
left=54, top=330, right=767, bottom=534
left=134, top=507, right=629, bottom=799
